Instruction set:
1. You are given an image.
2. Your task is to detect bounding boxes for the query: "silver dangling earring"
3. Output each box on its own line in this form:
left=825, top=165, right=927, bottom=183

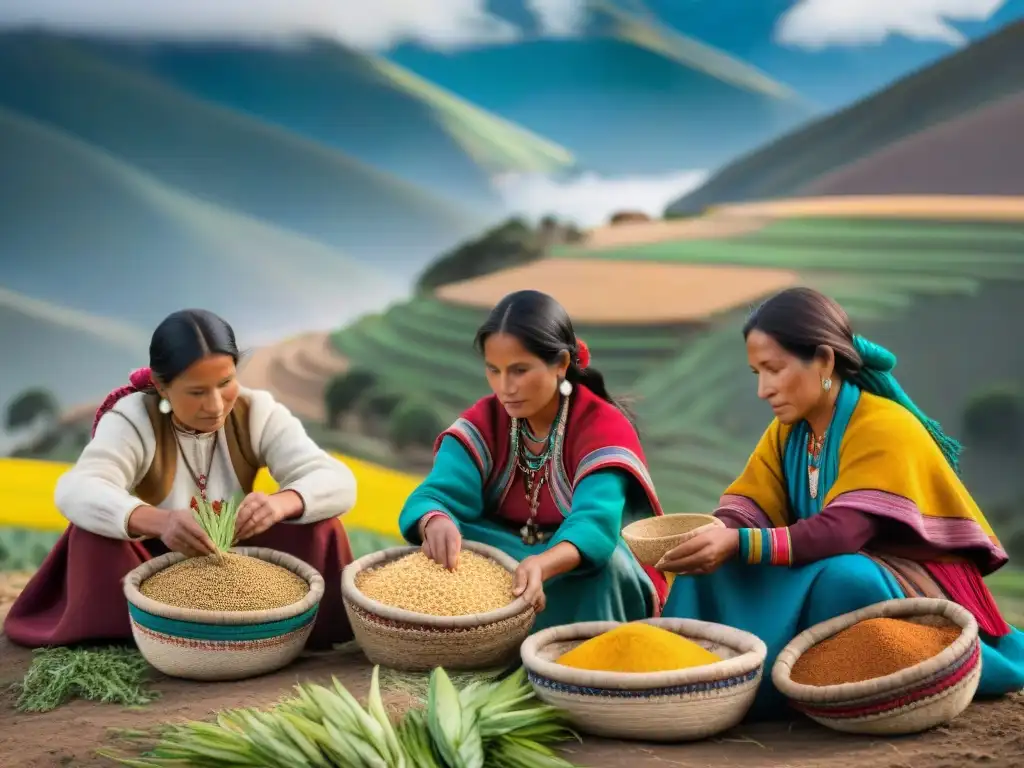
left=558, top=378, right=573, bottom=397
left=821, top=377, right=832, bottom=392
left=158, top=398, right=172, bottom=414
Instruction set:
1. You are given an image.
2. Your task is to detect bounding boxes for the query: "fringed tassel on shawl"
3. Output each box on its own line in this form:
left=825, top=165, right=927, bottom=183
left=852, top=335, right=963, bottom=474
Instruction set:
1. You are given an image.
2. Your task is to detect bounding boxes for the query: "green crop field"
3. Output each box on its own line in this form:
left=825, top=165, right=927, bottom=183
left=332, top=217, right=1024, bottom=512
left=330, top=297, right=699, bottom=423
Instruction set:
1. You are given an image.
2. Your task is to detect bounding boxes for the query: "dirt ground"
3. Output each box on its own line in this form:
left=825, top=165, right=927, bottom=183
left=2, top=634, right=1022, bottom=768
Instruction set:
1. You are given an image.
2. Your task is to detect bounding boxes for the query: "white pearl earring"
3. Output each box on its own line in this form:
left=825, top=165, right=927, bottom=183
left=822, top=378, right=833, bottom=392
left=558, top=379, right=573, bottom=397
left=158, top=398, right=172, bottom=414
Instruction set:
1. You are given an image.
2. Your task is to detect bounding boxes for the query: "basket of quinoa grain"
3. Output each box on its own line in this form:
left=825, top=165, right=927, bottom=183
left=123, top=547, right=324, bottom=681
left=342, top=541, right=535, bottom=671
left=773, top=597, right=980, bottom=735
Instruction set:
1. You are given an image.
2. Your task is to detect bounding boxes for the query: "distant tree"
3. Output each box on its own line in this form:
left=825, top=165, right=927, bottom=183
left=356, top=387, right=404, bottom=422
left=962, top=385, right=1024, bottom=451
left=415, top=215, right=581, bottom=293
left=324, top=370, right=377, bottom=427
left=389, top=399, right=444, bottom=451
left=609, top=210, right=651, bottom=225
left=4, top=388, right=59, bottom=432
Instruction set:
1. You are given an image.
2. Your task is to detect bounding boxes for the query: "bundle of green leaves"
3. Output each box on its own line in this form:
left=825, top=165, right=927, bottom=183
left=192, top=494, right=242, bottom=552
left=14, top=646, right=157, bottom=713
left=99, top=666, right=580, bottom=767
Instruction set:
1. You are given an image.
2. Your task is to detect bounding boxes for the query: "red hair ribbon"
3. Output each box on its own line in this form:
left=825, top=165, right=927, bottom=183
left=91, top=367, right=156, bottom=438
left=576, top=339, right=591, bottom=369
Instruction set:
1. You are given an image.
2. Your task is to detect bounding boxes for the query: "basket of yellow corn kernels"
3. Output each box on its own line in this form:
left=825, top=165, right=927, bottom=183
left=122, top=497, right=325, bottom=681
left=341, top=541, right=536, bottom=671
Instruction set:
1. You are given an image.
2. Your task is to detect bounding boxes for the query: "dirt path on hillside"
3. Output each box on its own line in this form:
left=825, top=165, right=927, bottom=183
left=2, top=634, right=1023, bottom=768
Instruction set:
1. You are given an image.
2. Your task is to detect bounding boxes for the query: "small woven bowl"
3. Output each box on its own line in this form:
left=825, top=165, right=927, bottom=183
left=521, top=618, right=767, bottom=742
left=622, top=514, right=724, bottom=567
left=342, top=541, right=535, bottom=671
left=123, top=547, right=324, bottom=682
left=773, top=597, right=980, bottom=735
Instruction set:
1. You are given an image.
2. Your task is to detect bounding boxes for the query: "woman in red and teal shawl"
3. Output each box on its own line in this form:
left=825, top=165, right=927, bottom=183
left=660, top=287, right=1024, bottom=718
left=398, top=290, right=668, bottom=631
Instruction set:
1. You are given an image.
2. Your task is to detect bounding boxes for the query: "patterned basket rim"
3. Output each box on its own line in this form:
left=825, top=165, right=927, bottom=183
left=123, top=546, right=325, bottom=625
left=341, top=541, right=532, bottom=629
left=528, top=665, right=762, bottom=699
left=345, top=599, right=535, bottom=635
left=799, top=638, right=978, bottom=711
left=621, top=515, right=724, bottom=546
left=772, top=597, right=978, bottom=703
left=794, top=642, right=981, bottom=720
left=520, top=618, right=768, bottom=691
left=805, top=661, right=981, bottom=726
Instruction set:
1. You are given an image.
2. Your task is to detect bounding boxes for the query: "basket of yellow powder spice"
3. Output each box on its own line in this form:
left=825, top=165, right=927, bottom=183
left=520, top=618, right=768, bottom=741
left=342, top=541, right=535, bottom=671
left=773, top=597, right=980, bottom=735
left=123, top=500, right=324, bottom=681
left=622, top=513, right=724, bottom=567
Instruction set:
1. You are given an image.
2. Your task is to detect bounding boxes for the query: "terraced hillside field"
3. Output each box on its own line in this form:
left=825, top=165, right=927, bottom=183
left=333, top=211, right=1024, bottom=513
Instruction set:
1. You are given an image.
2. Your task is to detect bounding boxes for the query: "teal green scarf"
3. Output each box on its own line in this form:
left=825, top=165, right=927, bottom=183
left=782, top=336, right=962, bottom=518
left=784, top=381, right=860, bottom=519
left=850, top=335, right=961, bottom=473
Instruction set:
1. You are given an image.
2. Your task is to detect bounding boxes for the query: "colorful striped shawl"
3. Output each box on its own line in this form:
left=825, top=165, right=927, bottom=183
left=722, top=389, right=1007, bottom=576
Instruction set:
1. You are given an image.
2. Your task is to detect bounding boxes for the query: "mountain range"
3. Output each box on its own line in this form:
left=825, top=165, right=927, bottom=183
left=2, top=7, right=1024, bottom=419
left=667, top=20, right=1024, bottom=213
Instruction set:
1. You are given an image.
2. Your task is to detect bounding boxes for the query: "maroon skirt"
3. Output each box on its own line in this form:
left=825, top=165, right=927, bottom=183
left=3, top=519, right=354, bottom=650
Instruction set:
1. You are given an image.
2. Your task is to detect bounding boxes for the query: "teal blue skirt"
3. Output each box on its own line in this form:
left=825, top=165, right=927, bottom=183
left=664, top=554, right=1024, bottom=720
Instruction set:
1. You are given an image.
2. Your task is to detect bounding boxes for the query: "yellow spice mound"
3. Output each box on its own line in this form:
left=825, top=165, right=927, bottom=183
left=356, top=551, right=513, bottom=616
left=140, top=553, right=309, bottom=612
left=558, top=622, right=722, bottom=673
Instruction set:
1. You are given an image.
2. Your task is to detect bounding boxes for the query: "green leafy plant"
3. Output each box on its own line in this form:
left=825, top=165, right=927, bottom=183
left=192, top=493, right=243, bottom=552
left=13, top=647, right=158, bottom=713
left=98, top=665, right=579, bottom=767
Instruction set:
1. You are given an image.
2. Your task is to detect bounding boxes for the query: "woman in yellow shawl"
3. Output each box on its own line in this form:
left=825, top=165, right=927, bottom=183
left=660, top=287, right=1024, bottom=718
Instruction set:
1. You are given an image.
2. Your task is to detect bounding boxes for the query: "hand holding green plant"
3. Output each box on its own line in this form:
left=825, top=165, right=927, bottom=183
left=191, top=494, right=242, bottom=560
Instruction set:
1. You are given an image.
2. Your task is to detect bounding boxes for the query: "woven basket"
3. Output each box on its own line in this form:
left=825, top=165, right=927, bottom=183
left=622, top=514, right=724, bottom=567
left=123, top=547, right=324, bottom=681
left=773, top=598, right=980, bottom=735
left=342, top=541, right=535, bottom=671
left=520, top=618, right=767, bottom=742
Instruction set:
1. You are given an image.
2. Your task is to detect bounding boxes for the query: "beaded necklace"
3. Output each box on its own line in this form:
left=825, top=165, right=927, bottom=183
left=508, top=395, right=570, bottom=544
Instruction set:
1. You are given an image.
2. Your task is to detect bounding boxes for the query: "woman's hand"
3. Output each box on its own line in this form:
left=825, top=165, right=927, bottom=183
left=655, top=527, right=740, bottom=575
left=512, top=556, right=547, bottom=613
left=160, top=508, right=217, bottom=557
left=234, top=492, right=293, bottom=542
left=422, top=514, right=462, bottom=571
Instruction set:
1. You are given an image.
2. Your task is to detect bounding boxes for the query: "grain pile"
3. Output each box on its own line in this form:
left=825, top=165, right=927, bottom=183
left=139, top=553, right=308, bottom=612
left=356, top=551, right=514, bottom=616
left=791, top=617, right=961, bottom=686
left=558, top=622, right=722, bottom=673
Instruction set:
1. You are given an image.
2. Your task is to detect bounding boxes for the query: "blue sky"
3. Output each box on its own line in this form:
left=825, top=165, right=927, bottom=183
left=1, top=0, right=1020, bottom=223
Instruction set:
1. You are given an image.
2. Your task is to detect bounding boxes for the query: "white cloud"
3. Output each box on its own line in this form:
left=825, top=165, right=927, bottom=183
left=776, top=0, right=1007, bottom=49
left=525, top=0, right=588, bottom=37
left=0, top=0, right=520, bottom=51
left=493, top=169, right=709, bottom=228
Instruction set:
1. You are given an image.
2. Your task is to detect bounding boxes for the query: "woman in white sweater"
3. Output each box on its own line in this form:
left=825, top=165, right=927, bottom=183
left=4, top=309, right=358, bottom=649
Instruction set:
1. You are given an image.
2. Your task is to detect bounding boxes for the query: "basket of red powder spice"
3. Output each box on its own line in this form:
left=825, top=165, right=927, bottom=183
left=772, top=597, right=980, bottom=735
